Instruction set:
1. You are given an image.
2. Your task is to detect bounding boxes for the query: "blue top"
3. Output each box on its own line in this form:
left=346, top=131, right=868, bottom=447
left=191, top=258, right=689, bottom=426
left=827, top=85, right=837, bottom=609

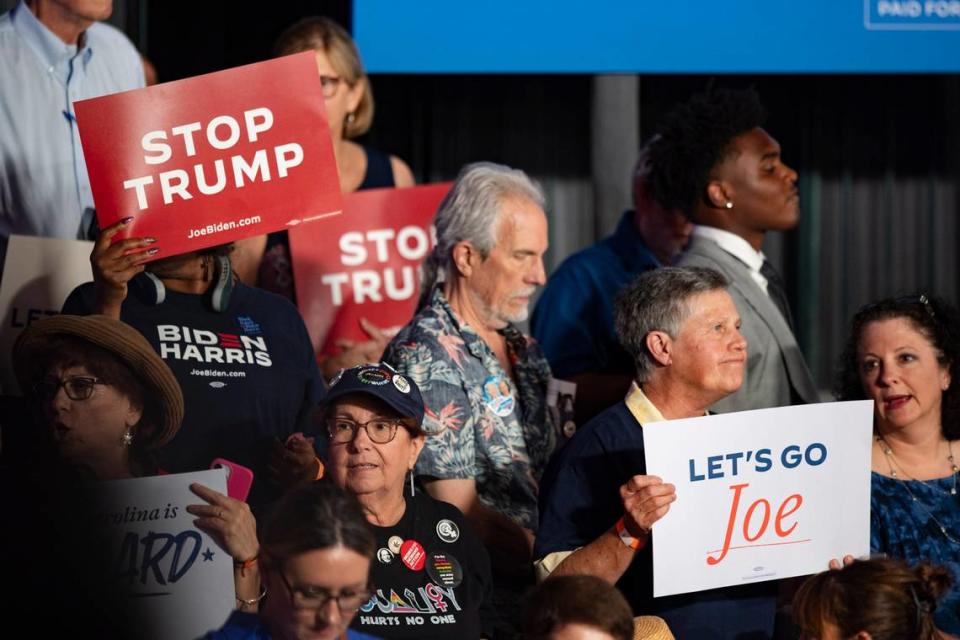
left=535, top=401, right=777, bottom=638
left=205, top=611, right=381, bottom=640
left=871, top=472, right=960, bottom=633
left=531, top=211, right=660, bottom=379
left=357, top=145, right=396, bottom=191
left=0, top=2, right=144, bottom=267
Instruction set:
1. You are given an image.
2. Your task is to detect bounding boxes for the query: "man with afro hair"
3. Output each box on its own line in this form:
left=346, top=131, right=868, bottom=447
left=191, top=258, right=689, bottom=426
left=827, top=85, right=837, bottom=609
left=656, top=87, right=819, bottom=412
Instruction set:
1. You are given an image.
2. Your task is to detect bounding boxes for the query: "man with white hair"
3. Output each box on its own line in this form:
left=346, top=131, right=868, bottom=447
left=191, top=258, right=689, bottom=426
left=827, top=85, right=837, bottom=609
left=535, top=266, right=778, bottom=638
left=384, top=161, right=555, bottom=628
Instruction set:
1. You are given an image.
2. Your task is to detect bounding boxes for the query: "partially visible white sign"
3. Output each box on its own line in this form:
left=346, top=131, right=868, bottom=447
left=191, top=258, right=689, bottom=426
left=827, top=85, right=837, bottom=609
left=643, top=401, right=873, bottom=597
left=0, top=235, right=93, bottom=394
left=99, top=469, right=234, bottom=640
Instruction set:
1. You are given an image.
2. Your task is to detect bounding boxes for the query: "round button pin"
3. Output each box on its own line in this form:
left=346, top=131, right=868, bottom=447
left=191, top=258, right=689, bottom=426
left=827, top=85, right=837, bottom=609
left=376, top=548, right=393, bottom=564
left=400, top=539, right=426, bottom=571
left=436, top=519, right=460, bottom=543
left=425, top=551, right=464, bottom=589
left=388, top=535, right=404, bottom=554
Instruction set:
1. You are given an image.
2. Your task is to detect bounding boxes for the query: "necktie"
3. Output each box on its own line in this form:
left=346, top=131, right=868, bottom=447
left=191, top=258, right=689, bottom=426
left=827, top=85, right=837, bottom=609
left=760, top=260, right=795, bottom=330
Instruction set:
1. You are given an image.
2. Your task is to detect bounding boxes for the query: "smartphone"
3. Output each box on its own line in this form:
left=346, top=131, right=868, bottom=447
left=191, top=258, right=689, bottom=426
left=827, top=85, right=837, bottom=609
left=210, top=458, right=254, bottom=502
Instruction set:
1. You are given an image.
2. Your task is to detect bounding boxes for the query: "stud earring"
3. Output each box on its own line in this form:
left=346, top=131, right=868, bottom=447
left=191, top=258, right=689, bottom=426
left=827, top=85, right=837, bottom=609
left=725, top=201, right=733, bottom=209
left=346, top=112, right=356, bottom=125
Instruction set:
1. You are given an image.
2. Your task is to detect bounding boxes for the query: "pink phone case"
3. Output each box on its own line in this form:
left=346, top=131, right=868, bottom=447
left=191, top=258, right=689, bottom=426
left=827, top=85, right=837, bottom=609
left=210, top=458, right=254, bottom=502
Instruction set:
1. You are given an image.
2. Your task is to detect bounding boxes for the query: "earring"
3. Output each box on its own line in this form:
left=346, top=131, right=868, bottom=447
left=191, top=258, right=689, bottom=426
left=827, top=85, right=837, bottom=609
left=122, top=428, right=134, bottom=447
left=409, top=469, right=415, bottom=497
left=725, top=201, right=733, bottom=209
left=346, top=112, right=356, bottom=125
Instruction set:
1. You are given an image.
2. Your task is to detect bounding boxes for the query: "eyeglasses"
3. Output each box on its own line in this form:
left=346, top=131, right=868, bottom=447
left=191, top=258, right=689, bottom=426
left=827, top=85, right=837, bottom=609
left=276, top=571, right=371, bottom=613
left=319, top=74, right=343, bottom=99
left=33, top=376, right=106, bottom=401
left=327, top=418, right=403, bottom=445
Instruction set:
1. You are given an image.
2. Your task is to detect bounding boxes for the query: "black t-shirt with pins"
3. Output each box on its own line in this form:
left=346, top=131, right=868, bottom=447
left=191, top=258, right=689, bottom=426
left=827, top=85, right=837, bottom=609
left=353, top=493, right=494, bottom=639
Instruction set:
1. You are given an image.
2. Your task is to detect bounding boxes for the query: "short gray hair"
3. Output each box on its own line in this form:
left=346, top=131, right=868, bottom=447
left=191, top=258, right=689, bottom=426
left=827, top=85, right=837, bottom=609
left=615, top=266, right=729, bottom=384
left=418, top=162, right=545, bottom=308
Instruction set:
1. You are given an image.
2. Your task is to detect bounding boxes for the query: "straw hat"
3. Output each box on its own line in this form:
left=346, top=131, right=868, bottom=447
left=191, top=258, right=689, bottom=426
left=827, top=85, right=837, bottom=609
left=13, top=314, right=184, bottom=450
left=633, top=616, right=675, bottom=640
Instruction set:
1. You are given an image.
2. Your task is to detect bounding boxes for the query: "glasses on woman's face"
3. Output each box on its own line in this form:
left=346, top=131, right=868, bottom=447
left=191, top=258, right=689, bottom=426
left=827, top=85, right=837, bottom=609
left=277, top=571, right=371, bottom=613
left=319, top=74, right=342, bottom=99
left=34, top=376, right=106, bottom=401
left=326, top=418, right=402, bottom=445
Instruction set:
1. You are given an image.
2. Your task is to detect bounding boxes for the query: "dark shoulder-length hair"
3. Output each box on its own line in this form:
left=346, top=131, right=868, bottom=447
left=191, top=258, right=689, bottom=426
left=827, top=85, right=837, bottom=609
left=260, top=479, right=376, bottom=568
left=834, top=294, right=960, bottom=440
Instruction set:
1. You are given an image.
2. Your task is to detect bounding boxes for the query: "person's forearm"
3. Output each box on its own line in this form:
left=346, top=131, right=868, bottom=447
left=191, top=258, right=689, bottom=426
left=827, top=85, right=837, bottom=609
left=550, top=526, right=637, bottom=584
left=93, top=288, right=123, bottom=319
left=233, top=564, right=262, bottom=612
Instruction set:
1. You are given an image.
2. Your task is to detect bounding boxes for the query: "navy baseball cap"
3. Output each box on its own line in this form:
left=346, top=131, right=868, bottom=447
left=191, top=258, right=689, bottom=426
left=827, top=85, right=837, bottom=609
left=323, top=363, right=425, bottom=430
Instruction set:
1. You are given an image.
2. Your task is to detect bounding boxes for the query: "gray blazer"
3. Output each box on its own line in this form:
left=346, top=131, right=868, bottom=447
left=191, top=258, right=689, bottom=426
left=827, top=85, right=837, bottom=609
left=677, top=234, right=820, bottom=413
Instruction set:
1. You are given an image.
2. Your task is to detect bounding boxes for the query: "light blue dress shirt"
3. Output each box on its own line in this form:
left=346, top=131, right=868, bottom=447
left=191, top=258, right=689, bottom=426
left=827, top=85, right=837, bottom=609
left=0, top=1, right=144, bottom=269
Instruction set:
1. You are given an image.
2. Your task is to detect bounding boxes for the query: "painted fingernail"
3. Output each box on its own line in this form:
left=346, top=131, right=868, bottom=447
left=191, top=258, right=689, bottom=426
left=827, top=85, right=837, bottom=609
left=143, top=238, right=157, bottom=244
left=122, top=216, right=134, bottom=224
left=147, top=248, right=159, bottom=255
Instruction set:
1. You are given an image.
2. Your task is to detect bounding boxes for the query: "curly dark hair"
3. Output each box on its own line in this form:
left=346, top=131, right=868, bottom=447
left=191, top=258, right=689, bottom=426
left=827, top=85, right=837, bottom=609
left=834, top=294, right=960, bottom=440
left=646, top=87, right=767, bottom=218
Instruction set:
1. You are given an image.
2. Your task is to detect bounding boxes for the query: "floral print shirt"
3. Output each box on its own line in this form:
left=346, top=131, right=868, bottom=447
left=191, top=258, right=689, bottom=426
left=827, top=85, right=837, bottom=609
left=383, top=287, right=557, bottom=530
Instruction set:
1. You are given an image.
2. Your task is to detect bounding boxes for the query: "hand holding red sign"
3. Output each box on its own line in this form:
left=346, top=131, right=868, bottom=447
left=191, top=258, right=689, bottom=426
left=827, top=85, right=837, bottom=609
left=90, top=218, right=158, bottom=318
left=75, top=52, right=342, bottom=259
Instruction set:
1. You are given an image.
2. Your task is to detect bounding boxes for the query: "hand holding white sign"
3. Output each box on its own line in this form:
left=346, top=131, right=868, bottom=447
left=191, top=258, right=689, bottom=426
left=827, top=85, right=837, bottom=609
left=186, top=482, right=259, bottom=564
left=621, top=474, right=676, bottom=539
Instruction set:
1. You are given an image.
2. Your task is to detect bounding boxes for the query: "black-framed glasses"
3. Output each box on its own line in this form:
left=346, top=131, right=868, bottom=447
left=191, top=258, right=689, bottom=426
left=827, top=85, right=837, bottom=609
left=326, top=418, right=402, bottom=445
left=319, top=74, right=342, bottom=98
left=33, top=376, right=106, bottom=401
left=276, top=570, right=371, bottom=613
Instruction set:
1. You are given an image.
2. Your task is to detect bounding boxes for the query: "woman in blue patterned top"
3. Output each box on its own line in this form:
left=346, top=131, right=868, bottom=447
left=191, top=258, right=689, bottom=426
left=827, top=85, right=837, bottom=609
left=836, top=294, right=960, bottom=634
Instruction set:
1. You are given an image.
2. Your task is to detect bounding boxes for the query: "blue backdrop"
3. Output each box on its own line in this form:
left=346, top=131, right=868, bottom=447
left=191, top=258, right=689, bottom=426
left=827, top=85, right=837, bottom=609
left=354, top=0, right=960, bottom=73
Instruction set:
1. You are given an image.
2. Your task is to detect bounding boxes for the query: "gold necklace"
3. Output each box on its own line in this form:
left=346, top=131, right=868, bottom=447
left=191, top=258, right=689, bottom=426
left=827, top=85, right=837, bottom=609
left=876, top=436, right=960, bottom=544
left=876, top=435, right=959, bottom=495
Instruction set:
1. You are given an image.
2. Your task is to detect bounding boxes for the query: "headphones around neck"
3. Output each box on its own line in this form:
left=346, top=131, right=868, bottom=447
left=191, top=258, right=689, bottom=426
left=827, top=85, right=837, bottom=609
left=131, top=254, right=235, bottom=312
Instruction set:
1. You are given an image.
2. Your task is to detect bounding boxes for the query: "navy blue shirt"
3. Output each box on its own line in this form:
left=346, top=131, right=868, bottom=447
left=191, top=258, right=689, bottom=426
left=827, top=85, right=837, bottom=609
left=536, top=402, right=777, bottom=639
left=62, top=280, right=324, bottom=514
left=531, top=211, right=660, bottom=379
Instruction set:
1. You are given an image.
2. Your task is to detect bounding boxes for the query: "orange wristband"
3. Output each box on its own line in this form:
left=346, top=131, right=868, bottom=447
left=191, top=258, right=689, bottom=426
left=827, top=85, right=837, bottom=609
left=616, top=517, right=646, bottom=551
left=234, top=555, right=258, bottom=576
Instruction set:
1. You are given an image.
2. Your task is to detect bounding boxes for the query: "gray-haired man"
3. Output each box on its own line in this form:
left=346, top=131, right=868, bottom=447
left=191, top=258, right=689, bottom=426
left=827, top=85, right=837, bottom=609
left=535, top=266, right=778, bottom=639
left=383, top=161, right=555, bottom=628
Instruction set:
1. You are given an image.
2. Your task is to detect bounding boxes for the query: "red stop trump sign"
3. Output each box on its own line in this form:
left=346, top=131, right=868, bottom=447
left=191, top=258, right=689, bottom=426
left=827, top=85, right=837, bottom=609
left=74, top=52, right=342, bottom=258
